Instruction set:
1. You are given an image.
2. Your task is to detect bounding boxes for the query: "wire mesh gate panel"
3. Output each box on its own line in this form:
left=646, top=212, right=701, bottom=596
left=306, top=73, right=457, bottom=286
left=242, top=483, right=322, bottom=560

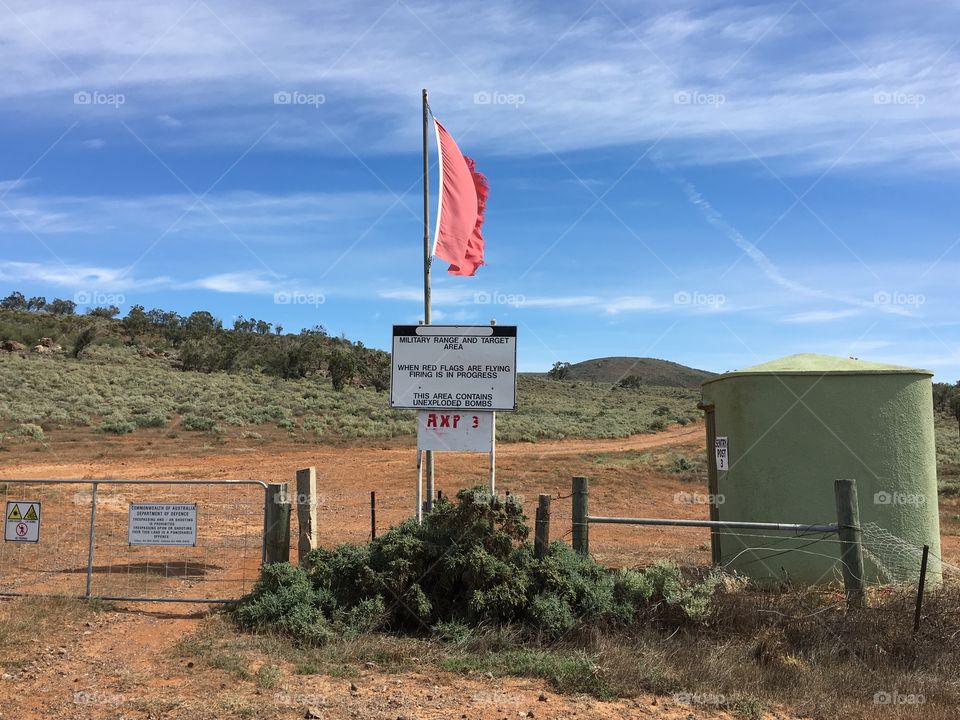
left=0, top=479, right=268, bottom=602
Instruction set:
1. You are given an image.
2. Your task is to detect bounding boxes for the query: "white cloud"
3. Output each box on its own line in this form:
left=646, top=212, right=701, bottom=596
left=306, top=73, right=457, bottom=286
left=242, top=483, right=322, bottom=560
left=1, top=1, right=958, bottom=169
left=602, top=295, right=665, bottom=314
left=156, top=114, right=182, bottom=128
left=0, top=260, right=168, bottom=291
left=187, top=272, right=277, bottom=294
left=82, top=138, right=105, bottom=149
left=783, top=309, right=862, bottom=323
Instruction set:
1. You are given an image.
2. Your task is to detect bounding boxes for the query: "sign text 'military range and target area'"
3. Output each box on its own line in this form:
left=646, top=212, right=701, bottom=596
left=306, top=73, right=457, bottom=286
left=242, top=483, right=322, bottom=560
left=128, top=504, right=198, bottom=546
left=390, top=325, right=517, bottom=411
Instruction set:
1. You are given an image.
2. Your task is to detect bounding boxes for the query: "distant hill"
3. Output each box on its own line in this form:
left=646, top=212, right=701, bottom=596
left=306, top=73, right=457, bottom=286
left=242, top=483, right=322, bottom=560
left=547, top=357, right=716, bottom=388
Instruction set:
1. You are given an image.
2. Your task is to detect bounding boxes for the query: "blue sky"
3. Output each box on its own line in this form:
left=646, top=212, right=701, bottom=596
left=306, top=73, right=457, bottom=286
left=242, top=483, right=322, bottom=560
left=1, top=0, right=958, bottom=380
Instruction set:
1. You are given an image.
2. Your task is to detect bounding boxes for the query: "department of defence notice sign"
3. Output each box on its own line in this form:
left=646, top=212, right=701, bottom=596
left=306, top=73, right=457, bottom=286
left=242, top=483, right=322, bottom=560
left=128, top=503, right=198, bottom=546
left=391, top=325, right=517, bottom=411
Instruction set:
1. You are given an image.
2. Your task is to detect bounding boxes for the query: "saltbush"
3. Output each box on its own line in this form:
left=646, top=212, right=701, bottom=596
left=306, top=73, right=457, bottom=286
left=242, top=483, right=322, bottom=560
left=100, top=416, right=136, bottom=434
left=181, top=414, right=217, bottom=431
left=233, top=488, right=723, bottom=645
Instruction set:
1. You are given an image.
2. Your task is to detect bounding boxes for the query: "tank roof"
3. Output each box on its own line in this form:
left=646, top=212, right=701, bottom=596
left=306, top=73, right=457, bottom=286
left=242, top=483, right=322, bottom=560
left=702, top=353, right=932, bottom=385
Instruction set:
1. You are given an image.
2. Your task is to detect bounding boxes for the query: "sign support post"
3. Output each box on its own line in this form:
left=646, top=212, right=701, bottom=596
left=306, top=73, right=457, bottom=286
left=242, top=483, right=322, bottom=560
left=489, top=411, right=496, bottom=494
left=415, top=449, right=424, bottom=524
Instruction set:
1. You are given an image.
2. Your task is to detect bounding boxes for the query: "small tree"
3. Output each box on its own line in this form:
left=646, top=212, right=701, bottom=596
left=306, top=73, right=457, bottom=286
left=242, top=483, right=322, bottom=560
left=122, top=305, right=150, bottom=337
left=618, top=374, right=644, bottom=389
left=26, top=296, right=46, bottom=311
left=87, top=305, right=120, bottom=319
left=1, top=291, right=26, bottom=310
left=328, top=349, right=357, bottom=391
left=49, top=298, right=77, bottom=315
left=72, top=326, right=98, bottom=359
left=547, top=361, right=572, bottom=380
left=185, top=310, right=220, bottom=338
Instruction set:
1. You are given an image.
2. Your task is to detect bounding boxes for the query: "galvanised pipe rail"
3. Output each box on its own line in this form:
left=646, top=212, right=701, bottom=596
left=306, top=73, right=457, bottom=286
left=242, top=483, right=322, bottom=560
left=587, top=516, right=840, bottom=534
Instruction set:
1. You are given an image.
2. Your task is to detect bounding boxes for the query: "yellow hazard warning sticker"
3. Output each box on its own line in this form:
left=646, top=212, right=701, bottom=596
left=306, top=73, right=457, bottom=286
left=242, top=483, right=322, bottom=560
left=5, top=501, right=40, bottom=543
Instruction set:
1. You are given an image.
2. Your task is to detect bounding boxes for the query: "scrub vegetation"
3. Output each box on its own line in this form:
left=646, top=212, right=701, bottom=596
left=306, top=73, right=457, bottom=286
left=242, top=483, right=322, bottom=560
left=0, top=295, right=701, bottom=443
left=223, top=488, right=960, bottom=719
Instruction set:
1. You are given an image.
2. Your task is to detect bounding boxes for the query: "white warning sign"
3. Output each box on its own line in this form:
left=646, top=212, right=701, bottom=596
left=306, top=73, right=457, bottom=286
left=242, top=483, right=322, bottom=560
left=417, top=410, right=493, bottom=452
left=5, top=501, right=41, bottom=543
left=128, top=504, right=198, bottom=546
left=391, top=324, right=517, bottom=411
left=715, top=437, right=729, bottom=471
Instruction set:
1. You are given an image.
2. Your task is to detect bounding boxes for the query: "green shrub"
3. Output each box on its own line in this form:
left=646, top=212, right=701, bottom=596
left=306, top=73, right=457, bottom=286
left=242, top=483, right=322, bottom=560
left=133, top=413, right=166, bottom=428
left=100, top=417, right=136, bottom=434
left=233, top=489, right=722, bottom=646
left=233, top=563, right=330, bottom=645
left=181, top=414, right=217, bottom=431
left=13, top=423, right=44, bottom=440
left=431, top=620, right=473, bottom=645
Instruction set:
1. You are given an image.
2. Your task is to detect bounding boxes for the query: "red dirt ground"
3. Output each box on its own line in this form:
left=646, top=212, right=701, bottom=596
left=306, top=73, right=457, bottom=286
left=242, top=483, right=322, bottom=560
left=0, top=422, right=954, bottom=719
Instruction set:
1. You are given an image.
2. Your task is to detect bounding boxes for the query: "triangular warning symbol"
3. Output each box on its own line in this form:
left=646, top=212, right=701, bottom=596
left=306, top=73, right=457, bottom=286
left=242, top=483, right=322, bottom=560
left=7, top=504, right=22, bottom=520
left=24, top=505, right=38, bottom=521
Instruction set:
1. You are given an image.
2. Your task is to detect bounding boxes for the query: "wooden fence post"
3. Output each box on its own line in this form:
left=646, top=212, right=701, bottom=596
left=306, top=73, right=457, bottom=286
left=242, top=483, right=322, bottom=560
left=296, top=467, right=318, bottom=563
left=264, top=483, right=291, bottom=565
left=834, top=478, right=865, bottom=608
left=572, top=476, right=589, bottom=556
left=370, top=491, right=377, bottom=541
left=535, top=494, right=551, bottom=559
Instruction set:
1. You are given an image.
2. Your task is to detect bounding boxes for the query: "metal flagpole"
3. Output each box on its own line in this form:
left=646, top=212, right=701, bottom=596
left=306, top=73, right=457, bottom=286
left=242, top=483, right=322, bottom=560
left=489, top=319, right=497, bottom=494
left=422, top=88, right=435, bottom=513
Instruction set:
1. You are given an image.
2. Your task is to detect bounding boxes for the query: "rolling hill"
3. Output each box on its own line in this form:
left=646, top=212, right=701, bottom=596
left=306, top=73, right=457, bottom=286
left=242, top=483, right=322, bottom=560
left=548, top=357, right=716, bottom=388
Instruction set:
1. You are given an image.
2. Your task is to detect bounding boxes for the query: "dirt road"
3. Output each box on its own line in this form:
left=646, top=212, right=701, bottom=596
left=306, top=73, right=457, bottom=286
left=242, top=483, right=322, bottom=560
left=0, top=423, right=789, bottom=719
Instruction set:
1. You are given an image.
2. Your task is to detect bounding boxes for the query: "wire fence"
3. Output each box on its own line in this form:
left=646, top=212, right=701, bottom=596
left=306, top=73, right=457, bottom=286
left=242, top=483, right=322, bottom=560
left=4, top=475, right=953, bottom=603
left=0, top=479, right=267, bottom=602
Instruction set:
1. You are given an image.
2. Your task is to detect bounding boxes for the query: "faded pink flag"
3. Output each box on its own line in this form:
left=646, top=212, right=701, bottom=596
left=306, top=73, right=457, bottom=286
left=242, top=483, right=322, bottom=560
left=432, top=119, right=488, bottom=276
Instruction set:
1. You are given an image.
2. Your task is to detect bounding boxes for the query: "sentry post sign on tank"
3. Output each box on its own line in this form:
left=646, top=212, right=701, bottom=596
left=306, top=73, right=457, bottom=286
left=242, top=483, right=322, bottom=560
left=391, top=325, right=517, bottom=411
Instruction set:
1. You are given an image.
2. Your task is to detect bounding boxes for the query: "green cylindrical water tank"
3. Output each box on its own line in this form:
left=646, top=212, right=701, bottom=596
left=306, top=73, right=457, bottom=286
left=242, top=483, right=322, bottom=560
left=701, top=354, right=941, bottom=585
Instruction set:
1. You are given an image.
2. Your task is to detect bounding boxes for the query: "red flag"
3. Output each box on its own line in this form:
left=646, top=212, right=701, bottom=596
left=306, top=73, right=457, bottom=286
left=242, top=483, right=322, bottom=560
left=432, top=119, right=488, bottom=276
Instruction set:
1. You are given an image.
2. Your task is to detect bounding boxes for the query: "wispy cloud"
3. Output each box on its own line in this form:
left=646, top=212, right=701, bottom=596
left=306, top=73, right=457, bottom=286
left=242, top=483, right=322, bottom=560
left=3, top=1, right=959, bottom=169
left=783, top=309, right=862, bottom=323
left=186, top=272, right=276, bottom=294
left=0, top=260, right=169, bottom=291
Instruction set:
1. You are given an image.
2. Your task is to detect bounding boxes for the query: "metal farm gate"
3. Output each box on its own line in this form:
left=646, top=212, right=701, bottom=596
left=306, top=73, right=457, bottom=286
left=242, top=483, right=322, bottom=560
left=0, top=479, right=277, bottom=603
